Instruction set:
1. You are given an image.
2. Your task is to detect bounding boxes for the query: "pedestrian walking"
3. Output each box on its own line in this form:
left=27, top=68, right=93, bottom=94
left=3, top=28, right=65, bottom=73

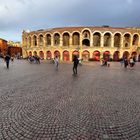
left=124, top=57, right=128, bottom=68
left=54, top=56, right=59, bottom=70
left=4, top=54, right=11, bottom=69
left=129, top=57, right=135, bottom=69
left=73, top=55, right=79, bottom=75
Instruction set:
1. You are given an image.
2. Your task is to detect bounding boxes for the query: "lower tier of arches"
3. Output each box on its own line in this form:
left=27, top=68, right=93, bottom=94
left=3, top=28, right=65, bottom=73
left=26, top=50, right=140, bottom=61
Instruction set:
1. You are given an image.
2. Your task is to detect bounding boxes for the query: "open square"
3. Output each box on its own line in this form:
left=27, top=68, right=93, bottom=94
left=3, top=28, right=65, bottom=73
left=0, top=60, right=140, bottom=139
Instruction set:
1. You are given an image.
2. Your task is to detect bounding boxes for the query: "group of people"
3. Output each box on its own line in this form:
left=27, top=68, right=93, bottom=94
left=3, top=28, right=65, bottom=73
left=2, top=53, right=137, bottom=73
left=100, top=58, right=110, bottom=67
left=123, top=56, right=136, bottom=68
left=49, top=55, right=79, bottom=74
left=28, top=55, right=40, bottom=64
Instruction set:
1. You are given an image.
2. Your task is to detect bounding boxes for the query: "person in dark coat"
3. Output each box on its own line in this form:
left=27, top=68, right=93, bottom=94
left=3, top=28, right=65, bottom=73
left=73, top=55, right=79, bottom=75
left=5, top=54, right=11, bottom=69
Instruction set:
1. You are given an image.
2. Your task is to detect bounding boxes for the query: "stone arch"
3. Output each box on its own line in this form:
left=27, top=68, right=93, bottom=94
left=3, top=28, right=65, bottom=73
left=93, top=50, right=100, bottom=61
left=114, top=33, right=121, bottom=48
left=113, top=32, right=123, bottom=36
left=72, top=50, right=79, bottom=59
left=63, top=32, right=70, bottom=46
left=28, top=36, right=31, bottom=47
left=82, top=29, right=91, bottom=39
left=113, top=51, right=120, bottom=61
left=103, top=51, right=110, bottom=60
left=123, top=33, right=131, bottom=48
left=46, top=34, right=51, bottom=46
left=72, top=32, right=80, bottom=45
left=54, top=50, right=60, bottom=58
left=33, top=35, right=37, bottom=46
left=24, top=37, right=28, bottom=47
left=38, top=34, right=44, bottom=46
left=46, top=51, right=52, bottom=60
left=54, top=33, right=60, bottom=46
left=104, top=33, right=111, bottom=47
left=33, top=51, right=37, bottom=56
left=131, top=52, right=137, bottom=61
left=93, top=32, right=101, bottom=46
left=39, top=51, right=44, bottom=59
left=63, top=50, right=70, bottom=61
left=28, top=51, right=32, bottom=56
left=82, top=50, right=90, bottom=61
left=132, top=34, right=139, bottom=46
left=123, top=51, right=130, bottom=59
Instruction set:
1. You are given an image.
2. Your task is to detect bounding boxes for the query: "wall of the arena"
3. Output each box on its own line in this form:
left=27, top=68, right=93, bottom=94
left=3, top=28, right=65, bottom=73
left=22, top=28, right=140, bottom=61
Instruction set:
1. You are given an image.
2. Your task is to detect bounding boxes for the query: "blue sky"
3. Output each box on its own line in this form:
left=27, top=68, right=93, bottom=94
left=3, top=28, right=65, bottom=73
left=0, top=0, right=140, bottom=42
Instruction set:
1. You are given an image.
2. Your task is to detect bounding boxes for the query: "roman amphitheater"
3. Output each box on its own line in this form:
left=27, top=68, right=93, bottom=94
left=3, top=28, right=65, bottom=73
left=22, top=26, right=140, bottom=61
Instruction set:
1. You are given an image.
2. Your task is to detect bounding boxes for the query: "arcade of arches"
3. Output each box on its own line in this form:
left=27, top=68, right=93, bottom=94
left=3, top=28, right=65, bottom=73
left=22, top=27, right=140, bottom=61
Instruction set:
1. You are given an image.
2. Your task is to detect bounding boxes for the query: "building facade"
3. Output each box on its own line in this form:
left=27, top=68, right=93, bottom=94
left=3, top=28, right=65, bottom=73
left=8, top=41, right=22, bottom=57
left=0, top=38, right=8, bottom=56
left=22, top=26, right=140, bottom=61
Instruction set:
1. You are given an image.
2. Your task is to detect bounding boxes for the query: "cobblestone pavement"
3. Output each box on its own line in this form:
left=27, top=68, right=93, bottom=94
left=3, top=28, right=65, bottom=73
left=0, top=59, right=140, bottom=140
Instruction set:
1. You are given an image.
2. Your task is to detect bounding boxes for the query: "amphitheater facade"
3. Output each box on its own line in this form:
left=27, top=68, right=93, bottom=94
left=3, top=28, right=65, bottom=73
left=22, top=26, right=140, bottom=61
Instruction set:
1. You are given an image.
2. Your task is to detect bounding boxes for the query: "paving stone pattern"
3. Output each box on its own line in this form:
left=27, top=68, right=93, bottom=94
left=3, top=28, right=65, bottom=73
left=0, top=59, right=140, bottom=140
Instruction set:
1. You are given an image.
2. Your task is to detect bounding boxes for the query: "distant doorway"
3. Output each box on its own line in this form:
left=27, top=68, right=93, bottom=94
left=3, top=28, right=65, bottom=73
left=63, top=51, right=69, bottom=61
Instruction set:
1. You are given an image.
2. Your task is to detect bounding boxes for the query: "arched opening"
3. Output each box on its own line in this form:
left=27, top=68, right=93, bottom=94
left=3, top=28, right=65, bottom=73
left=33, top=36, right=37, bottom=46
left=72, top=51, right=79, bottom=59
left=25, top=38, right=27, bottom=47
left=54, top=50, right=60, bottom=58
left=72, top=32, right=80, bottom=45
left=114, top=33, right=121, bottom=48
left=82, top=50, right=90, bottom=61
left=82, top=30, right=90, bottom=39
left=103, top=51, right=110, bottom=60
left=63, top=33, right=70, bottom=46
left=63, top=51, right=69, bottom=61
left=29, top=51, right=32, bottom=56
left=93, top=51, right=100, bottom=61
left=93, top=32, right=101, bottom=46
left=46, top=51, right=52, bottom=60
left=28, top=37, right=31, bottom=47
left=39, top=35, right=43, bottom=46
left=54, top=33, right=60, bottom=46
left=33, top=51, right=37, bottom=56
left=82, top=39, right=90, bottom=46
left=46, top=34, right=51, bottom=46
left=113, top=51, right=120, bottom=61
left=132, top=34, right=139, bottom=46
left=39, top=51, right=44, bottom=59
left=104, top=33, right=111, bottom=47
left=124, top=34, right=131, bottom=48
left=131, top=52, right=137, bottom=61
left=123, top=51, right=130, bottom=59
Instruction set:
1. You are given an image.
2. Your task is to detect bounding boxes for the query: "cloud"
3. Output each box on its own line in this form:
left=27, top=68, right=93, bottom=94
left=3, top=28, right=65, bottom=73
left=0, top=0, right=140, bottom=41
left=126, top=0, right=133, bottom=4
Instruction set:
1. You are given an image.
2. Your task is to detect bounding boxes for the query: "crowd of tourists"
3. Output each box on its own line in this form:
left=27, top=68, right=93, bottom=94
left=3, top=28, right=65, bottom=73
left=0, top=52, right=138, bottom=74
left=100, top=56, right=136, bottom=69
left=123, top=56, right=136, bottom=68
left=28, top=55, right=40, bottom=64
